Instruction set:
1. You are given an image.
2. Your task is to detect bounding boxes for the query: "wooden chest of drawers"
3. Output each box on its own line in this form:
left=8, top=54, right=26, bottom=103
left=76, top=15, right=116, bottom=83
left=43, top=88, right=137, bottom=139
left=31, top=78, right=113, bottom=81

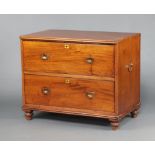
left=20, top=30, right=141, bottom=130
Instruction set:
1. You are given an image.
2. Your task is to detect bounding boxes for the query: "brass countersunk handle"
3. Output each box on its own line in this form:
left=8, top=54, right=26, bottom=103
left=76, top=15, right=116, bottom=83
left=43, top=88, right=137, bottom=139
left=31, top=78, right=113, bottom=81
left=64, top=79, right=71, bottom=84
left=64, top=44, right=69, bottom=49
left=128, top=63, right=133, bottom=72
left=126, top=63, right=133, bottom=72
left=86, top=57, right=94, bottom=64
left=41, top=53, right=48, bottom=60
left=86, top=92, right=95, bottom=99
left=42, top=87, right=50, bottom=95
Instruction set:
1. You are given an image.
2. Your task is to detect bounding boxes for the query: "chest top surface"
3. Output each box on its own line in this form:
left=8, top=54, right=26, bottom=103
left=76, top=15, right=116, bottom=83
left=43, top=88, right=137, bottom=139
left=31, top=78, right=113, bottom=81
left=20, top=29, right=139, bottom=44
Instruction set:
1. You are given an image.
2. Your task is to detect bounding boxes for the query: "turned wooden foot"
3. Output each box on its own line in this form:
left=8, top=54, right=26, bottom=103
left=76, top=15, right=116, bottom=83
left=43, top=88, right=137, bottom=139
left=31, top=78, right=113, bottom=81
left=131, top=109, right=139, bottom=118
left=24, top=110, right=33, bottom=120
left=109, top=118, right=120, bottom=130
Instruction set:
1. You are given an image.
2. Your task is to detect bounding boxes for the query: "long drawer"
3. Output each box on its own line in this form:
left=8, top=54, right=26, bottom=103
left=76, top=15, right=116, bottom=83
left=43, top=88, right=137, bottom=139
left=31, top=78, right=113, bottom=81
left=24, top=74, right=115, bottom=112
left=23, top=41, right=114, bottom=77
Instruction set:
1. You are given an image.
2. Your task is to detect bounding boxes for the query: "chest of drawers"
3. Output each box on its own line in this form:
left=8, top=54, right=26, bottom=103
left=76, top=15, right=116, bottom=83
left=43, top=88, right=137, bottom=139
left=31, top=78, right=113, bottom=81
left=20, top=30, right=141, bottom=130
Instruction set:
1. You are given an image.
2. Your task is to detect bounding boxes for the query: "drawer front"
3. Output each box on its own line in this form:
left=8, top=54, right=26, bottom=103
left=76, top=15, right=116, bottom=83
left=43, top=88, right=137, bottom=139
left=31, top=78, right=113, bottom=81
left=24, top=75, right=115, bottom=112
left=23, top=41, right=114, bottom=77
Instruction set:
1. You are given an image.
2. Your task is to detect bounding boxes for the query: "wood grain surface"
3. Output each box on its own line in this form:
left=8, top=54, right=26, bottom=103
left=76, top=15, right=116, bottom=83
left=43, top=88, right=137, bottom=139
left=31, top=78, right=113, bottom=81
left=130, top=34, right=141, bottom=108
left=23, top=41, right=114, bottom=77
left=24, top=74, right=115, bottom=112
left=20, top=30, right=141, bottom=130
left=20, top=29, right=140, bottom=44
left=115, top=34, right=140, bottom=114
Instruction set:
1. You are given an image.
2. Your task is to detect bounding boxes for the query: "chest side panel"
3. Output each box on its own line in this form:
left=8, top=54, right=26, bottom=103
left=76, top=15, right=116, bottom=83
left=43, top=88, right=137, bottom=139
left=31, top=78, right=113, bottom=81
left=130, top=35, right=141, bottom=107
left=115, top=38, right=132, bottom=114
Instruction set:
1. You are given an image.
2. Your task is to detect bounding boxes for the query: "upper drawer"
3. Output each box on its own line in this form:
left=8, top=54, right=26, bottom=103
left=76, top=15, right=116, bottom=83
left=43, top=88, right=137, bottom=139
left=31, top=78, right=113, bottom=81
left=22, top=41, right=114, bottom=77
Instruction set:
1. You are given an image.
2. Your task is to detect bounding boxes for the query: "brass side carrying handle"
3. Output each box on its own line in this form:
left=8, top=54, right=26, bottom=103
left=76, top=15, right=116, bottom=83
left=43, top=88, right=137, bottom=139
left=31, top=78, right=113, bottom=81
left=126, top=63, right=133, bottom=72
left=41, top=53, right=48, bottom=60
left=86, top=92, right=95, bottom=99
left=86, top=57, right=94, bottom=64
left=42, top=87, right=50, bottom=95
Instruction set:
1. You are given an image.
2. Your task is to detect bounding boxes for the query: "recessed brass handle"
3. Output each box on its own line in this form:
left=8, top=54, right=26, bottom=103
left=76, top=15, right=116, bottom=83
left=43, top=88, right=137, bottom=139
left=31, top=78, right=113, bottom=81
left=42, top=87, right=50, bottom=95
left=65, top=79, right=70, bottom=84
left=86, top=92, right=95, bottom=99
left=126, top=63, right=133, bottom=72
left=128, top=63, right=133, bottom=72
left=41, top=53, right=48, bottom=60
left=86, top=57, right=94, bottom=64
left=64, top=44, right=69, bottom=49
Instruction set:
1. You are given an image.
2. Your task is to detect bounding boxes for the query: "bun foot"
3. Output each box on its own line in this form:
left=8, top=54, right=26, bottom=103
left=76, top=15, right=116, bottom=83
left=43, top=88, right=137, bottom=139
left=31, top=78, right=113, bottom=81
left=24, top=110, right=33, bottom=120
left=109, top=118, right=120, bottom=130
left=131, top=109, right=139, bottom=118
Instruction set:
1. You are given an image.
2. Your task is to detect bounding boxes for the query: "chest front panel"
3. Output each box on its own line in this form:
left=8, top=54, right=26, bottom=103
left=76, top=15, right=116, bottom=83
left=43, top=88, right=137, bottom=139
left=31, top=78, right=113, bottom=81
left=23, top=41, right=114, bottom=77
left=24, top=74, right=115, bottom=112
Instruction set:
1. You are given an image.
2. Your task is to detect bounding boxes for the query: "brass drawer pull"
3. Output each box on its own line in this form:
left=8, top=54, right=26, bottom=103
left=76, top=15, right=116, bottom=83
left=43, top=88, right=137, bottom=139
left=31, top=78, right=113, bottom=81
left=64, top=44, right=69, bottom=49
left=65, top=79, right=70, bottom=84
left=86, top=92, right=95, bottom=99
left=86, top=57, right=94, bottom=64
left=42, top=87, right=50, bottom=95
left=41, top=53, right=48, bottom=60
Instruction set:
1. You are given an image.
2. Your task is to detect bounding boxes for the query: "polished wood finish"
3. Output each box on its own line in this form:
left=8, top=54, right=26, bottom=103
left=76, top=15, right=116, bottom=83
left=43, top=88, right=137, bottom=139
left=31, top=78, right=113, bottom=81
left=131, top=108, right=139, bottom=118
left=115, top=34, right=141, bottom=115
left=131, top=35, right=141, bottom=110
left=109, top=117, right=120, bottom=130
left=23, top=41, right=114, bottom=77
left=24, top=110, right=33, bottom=120
left=24, top=74, right=114, bottom=112
left=20, top=29, right=139, bottom=44
left=24, top=71, right=115, bottom=81
left=20, top=30, right=141, bottom=130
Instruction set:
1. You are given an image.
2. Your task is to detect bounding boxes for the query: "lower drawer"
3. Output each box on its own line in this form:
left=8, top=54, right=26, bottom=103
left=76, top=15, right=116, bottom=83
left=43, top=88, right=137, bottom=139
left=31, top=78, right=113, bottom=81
left=24, top=75, right=115, bottom=112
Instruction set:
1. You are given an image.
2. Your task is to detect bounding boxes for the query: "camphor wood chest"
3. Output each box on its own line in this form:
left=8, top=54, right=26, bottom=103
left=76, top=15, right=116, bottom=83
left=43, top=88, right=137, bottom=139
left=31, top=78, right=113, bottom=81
left=20, top=30, right=141, bottom=130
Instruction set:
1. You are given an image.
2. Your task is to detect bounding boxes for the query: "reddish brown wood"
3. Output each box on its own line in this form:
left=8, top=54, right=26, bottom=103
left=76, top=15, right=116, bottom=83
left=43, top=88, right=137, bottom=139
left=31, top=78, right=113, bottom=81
left=115, top=34, right=141, bottom=116
left=24, top=110, right=33, bottom=120
left=131, top=107, right=140, bottom=118
left=23, top=104, right=117, bottom=118
left=116, top=37, right=132, bottom=114
left=23, top=41, right=114, bottom=77
left=24, top=74, right=114, bottom=112
left=130, top=34, right=141, bottom=109
left=24, top=71, right=115, bottom=81
left=20, top=29, right=139, bottom=44
left=109, top=117, right=120, bottom=130
left=20, top=30, right=141, bottom=130
left=20, top=40, right=26, bottom=106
